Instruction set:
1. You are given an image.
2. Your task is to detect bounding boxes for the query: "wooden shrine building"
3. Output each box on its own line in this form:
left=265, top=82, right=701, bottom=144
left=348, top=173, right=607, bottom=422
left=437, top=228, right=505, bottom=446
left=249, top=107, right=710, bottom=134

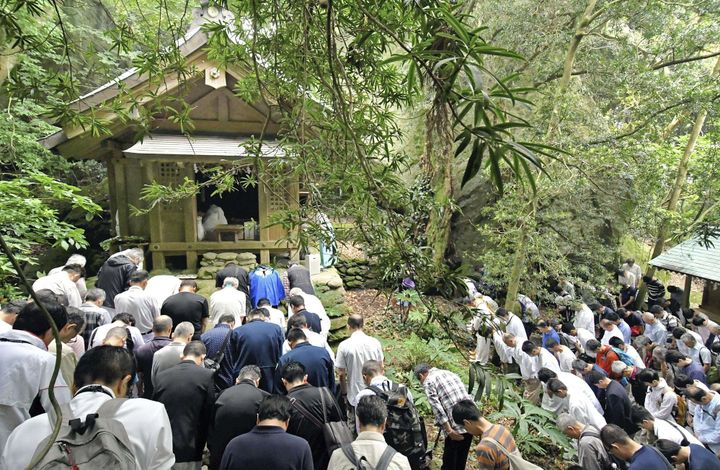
left=42, top=5, right=299, bottom=270
left=649, top=234, right=720, bottom=320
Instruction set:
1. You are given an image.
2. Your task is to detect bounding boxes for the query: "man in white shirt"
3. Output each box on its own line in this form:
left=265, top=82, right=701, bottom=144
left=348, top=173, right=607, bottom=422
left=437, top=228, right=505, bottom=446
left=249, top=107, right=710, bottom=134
left=496, top=307, right=527, bottom=341
left=1, top=345, right=174, bottom=470
left=32, top=265, right=84, bottom=308
left=114, top=270, right=159, bottom=341
left=336, top=314, right=383, bottom=423
left=548, top=378, right=607, bottom=430
left=621, top=259, right=642, bottom=285
left=145, top=274, right=181, bottom=307
left=600, top=319, right=624, bottom=346
left=289, top=287, right=330, bottom=337
left=642, top=312, right=668, bottom=346
left=538, top=368, right=603, bottom=414
left=258, top=298, right=286, bottom=328
left=0, top=300, right=26, bottom=333
left=680, top=332, right=712, bottom=373
left=48, top=254, right=88, bottom=299
left=281, top=313, right=335, bottom=360
left=546, top=339, right=577, bottom=372
left=0, top=302, right=72, bottom=455
left=209, top=277, right=246, bottom=326
left=573, top=303, right=596, bottom=334
left=637, top=369, right=677, bottom=422
left=89, top=312, right=145, bottom=348
left=631, top=405, right=702, bottom=446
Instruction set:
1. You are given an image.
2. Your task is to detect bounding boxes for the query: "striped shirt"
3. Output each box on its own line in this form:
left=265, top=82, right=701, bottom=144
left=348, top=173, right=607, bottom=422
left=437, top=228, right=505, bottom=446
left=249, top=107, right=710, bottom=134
left=476, top=424, right=517, bottom=470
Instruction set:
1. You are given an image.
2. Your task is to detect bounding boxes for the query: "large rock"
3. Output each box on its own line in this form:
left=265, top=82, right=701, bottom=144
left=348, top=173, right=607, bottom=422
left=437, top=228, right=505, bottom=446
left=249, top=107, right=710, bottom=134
left=203, top=252, right=218, bottom=260
left=326, top=304, right=351, bottom=318
left=330, top=317, right=348, bottom=331
left=217, top=252, right=238, bottom=261
left=237, top=252, right=257, bottom=262
left=328, top=329, right=350, bottom=343
left=197, top=267, right=215, bottom=280
left=317, top=289, right=344, bottom=307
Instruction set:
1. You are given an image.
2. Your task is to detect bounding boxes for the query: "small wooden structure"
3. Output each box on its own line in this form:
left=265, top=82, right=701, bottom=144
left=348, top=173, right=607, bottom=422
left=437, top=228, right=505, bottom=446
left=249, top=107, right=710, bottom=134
left=649, top=234, right=720, bottom=320
left=42, top=5, right=298, bottom=270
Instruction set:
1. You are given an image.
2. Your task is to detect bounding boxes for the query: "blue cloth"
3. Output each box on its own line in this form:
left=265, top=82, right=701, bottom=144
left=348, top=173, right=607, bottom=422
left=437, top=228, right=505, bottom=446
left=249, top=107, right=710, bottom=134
left=231, top=319, right=284, bottom=393
left=542, top=330, right=561, bottom=349
left=688, top=443, right=720, bottom=470
left=219, top=425, right=313, bottom=470
left=618, top=320, right=631, bottom=343
left=202, top=324, right=236, bottom=391
left=293, top=309, right=321, bottom=335
left=249, top=267, right=285, bottom=308
left=276, top=342, right=335, bottom=393
left=628, top=445, right=671, bottom=470
left=682, top=362, right=708, bottom=385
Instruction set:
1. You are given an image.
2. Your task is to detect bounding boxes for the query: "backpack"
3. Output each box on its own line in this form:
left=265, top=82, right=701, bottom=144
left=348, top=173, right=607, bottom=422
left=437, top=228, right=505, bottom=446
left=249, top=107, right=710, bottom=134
left=340, top=444, right=396, bottom=470
left=480, top=437, right=542, bottom=470
left=660, top=391, right=687, bottom=427
left=368, top=383, right=427, bottom=462
left=611, top=347, right=636, bottom=367
left=30, top=398, right=136, bottom=470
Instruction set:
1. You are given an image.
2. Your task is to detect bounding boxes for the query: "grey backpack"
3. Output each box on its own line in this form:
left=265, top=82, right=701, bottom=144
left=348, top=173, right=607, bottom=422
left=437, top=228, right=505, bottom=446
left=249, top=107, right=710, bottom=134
left=340, top=444, right=397, bottom=470
left=30, top=398, right=137, bottom=470
left=481, top=437, right=542, bottom=470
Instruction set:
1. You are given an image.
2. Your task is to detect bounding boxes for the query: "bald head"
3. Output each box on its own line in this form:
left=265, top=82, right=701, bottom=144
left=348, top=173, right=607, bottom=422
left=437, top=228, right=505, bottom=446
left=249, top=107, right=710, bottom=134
left=152, top=315, right=173, bottom=335
left=348, top=314, right=364, bottom=330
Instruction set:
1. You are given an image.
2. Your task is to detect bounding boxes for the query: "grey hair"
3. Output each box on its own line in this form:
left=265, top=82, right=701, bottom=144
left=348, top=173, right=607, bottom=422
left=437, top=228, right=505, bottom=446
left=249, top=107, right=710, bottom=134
left=223, top=277, right=240, bottom=288
left=611, top=360, right=627, bottom=375
left=289, top=287, right=304, bottom=297
left=126, top=248, right=144, bottom=263
left=502, top=333, right=515, bottom=341
left=173, top=321, right=195, bottom=339
left=85, top=287, right=106, bottom=302
left=633, top=335, right=651, bottom=348
left=571, top=359, right=588, bottom=371
left=681, top=333, right=697, bottom=345
left=237, top=365, right=261, bottom=382
left=556, top=413, right=579, bottom=430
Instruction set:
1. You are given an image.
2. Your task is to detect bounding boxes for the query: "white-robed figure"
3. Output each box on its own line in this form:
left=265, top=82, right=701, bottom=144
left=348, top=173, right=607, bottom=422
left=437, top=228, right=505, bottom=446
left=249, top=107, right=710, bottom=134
left=49, top=254, right=88, bottom=299
left=201, top=204, right=228, bottom=241
left=548, top=377, right=607, bottom=430
left=469, top=296, right=497, bottom=364
left=315, top=212, right=336, bottom=268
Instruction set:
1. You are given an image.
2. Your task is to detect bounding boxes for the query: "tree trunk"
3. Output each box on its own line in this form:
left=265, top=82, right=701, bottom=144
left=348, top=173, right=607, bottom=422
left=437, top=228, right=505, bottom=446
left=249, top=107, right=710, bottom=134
left=423, top=94, right=455, bottom=268
left=504, top=0, right=598, bottom=304
left=638, top=55, right=720, bottom=305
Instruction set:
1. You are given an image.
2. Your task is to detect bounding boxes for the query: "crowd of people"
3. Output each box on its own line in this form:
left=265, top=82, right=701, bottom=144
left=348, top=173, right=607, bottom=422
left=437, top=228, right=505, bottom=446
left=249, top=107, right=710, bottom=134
left=468, top=258, right=720, bottom=469
left=3, top=250, right=720, bottom=470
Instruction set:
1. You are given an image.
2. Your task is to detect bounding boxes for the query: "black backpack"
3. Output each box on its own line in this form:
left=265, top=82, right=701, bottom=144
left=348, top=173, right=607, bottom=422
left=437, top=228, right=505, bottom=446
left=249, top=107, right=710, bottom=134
left=368, top=383, right=426, bottom=465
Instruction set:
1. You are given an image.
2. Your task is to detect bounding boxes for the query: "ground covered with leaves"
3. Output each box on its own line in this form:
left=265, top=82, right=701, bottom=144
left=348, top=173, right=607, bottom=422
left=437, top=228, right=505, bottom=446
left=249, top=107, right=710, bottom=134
left=346, top=288, right=571, bottom=469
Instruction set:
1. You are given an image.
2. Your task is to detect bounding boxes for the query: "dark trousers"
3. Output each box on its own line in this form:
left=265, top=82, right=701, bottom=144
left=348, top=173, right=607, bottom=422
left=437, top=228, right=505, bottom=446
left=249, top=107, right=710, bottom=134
left=441, top=432, right=472, bottom=470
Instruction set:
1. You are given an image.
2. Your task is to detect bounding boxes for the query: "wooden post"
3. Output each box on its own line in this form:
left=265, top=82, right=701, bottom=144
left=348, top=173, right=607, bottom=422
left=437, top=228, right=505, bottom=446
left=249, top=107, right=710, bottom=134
left=143, top=161, right=165, bottom=270
left=683, top=275, right=693, bottom=308
left=258, top=165, right=271, bottom=264
left=183, top=165, right=199, bottom=270
left=111, top=155, right=130, bottom=237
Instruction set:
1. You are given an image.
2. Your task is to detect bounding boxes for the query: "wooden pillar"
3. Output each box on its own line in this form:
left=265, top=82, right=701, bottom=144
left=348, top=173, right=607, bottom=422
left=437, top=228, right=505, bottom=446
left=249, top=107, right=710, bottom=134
left=258, top=165, right=271, bottom=264
left=683, top=275, right=693, bottom=308
left=143, top=161, right=165, bottom=270
left=183, top=164, right=199, bottom=270
left=111, top=155, right=130, bottom=238
left=106, top=158, right=119, bottom=238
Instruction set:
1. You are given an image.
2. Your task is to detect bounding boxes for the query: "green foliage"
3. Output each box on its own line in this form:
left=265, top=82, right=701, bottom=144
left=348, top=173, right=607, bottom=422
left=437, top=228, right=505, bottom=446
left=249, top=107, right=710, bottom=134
left=488, top=395, right=573, bottom=457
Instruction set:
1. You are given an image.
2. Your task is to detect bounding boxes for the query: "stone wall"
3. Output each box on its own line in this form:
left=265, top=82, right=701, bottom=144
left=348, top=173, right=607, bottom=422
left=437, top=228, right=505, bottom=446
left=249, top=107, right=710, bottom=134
left=335, top=258, right=377, bottom=289
left=197, top=252, right=258, bottom=280
left=311, top=269, right=352, bottom=343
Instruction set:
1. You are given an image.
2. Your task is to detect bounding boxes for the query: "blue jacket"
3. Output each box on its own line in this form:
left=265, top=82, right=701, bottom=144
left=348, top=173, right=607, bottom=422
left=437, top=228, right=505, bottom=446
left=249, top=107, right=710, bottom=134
left=276, top=342, right=335, bottom=393
left=249, top=267, right=285, bottom=307
left=232, top=319, right=284, bottom=393
left=202, top=324, right=236, bottom=392
left=219, top=425, right=313, bottom=470
left=542, top=330, right=561, bottom=349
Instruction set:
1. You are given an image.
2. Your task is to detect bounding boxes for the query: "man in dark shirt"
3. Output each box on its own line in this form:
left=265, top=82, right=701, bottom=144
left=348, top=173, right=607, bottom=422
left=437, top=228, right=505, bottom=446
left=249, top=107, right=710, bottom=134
left=288, top=295, right=322, bottom=334
left=208, top=365, right=269, bottom=470
left=655, top=439, right=720, bottom=470
left=231, top=308, right=284, bottom=393
left=619, top=284, right=638, bottom=310
left=643, top=275, right=666, bottom=309
left=600, top=424, right=672, bottom=469
left=219, top=395, right=313, bottom=470
left=282, top=361, right=342, bottom=470
left=285, top=262, right=315, bottom=295
left=215, top=262, right=250, bottom=298
left=589, top=372, right=639, bottom=436
left=134, top=315, right=173, bottom=398
left=153, top=341, right=216, bottom=469
left=161, top=280, right=209, bottom=341
left=201, top=314, right=237, bottom=392
left=276, top=328, right=335, bottom=392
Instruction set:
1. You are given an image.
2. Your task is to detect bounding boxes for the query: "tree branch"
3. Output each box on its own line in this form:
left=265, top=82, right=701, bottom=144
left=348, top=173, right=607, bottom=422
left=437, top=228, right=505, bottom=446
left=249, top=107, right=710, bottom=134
left=652, top=51, right=720, bottom=70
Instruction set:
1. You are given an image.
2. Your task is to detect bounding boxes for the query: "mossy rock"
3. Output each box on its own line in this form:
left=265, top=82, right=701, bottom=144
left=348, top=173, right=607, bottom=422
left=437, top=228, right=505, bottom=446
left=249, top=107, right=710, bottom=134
left=317, top=289, right=344, bottom=307
left=326, top=304, right=351, bottom=318
left=327, top=278, right=344, bottom=289
left=197, top=267, right=215, bottom=280
left=150, top=269, right=173, bottom=276
left=330, top=316, right=348, bottom=330
left=328, top=329, right=350, bottom=343
left=315, top=284, right=331, bottom=294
